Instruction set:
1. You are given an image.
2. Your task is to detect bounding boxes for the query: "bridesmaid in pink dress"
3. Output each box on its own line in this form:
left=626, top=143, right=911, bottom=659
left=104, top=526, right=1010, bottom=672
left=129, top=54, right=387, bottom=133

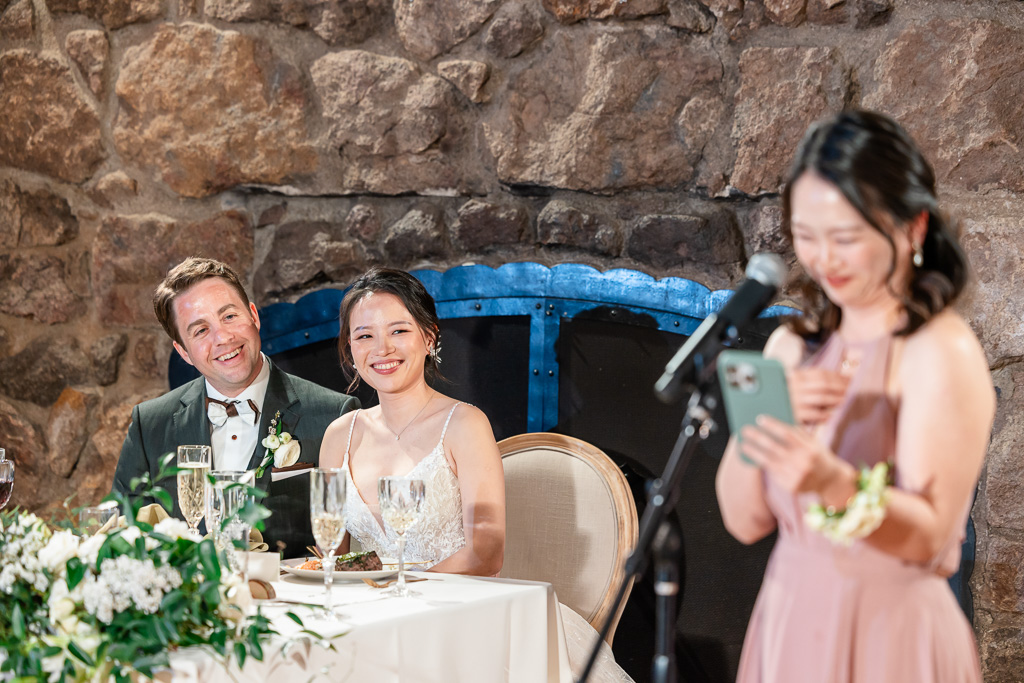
left=717, top=110, right=994, bottom=683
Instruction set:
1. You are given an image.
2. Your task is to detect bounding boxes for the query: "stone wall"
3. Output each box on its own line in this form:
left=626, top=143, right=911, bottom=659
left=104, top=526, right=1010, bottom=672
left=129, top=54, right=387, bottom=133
left=1, top=0, right=1022, bottom=678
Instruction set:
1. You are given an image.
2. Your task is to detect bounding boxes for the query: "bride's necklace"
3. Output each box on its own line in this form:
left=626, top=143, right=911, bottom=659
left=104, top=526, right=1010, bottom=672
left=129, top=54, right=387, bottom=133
left=382, top=391, right=434, bottom=441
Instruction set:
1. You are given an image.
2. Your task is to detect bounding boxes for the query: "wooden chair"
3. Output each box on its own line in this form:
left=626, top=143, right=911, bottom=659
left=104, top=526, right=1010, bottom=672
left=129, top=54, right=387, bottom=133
left=497, top=432, right=639, bottom=646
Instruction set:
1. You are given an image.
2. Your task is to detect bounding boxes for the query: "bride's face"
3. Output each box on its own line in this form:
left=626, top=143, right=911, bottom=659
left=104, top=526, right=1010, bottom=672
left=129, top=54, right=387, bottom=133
left=348, top=291, right=434, bottom=394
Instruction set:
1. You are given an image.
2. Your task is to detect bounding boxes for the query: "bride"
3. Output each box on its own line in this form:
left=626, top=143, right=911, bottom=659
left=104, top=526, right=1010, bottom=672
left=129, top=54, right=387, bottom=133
left=319, top=267, right=505, bottom=575
left=321, top=267, right=633, bottom=682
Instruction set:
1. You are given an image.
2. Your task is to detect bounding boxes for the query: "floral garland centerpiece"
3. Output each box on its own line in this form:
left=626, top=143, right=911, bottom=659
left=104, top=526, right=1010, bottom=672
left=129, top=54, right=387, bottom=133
left=0, top=454, right=324, bottom=682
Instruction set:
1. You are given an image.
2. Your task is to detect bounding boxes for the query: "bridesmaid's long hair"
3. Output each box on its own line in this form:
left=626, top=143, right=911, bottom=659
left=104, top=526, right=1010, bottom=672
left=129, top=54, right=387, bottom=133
left=337, top=267, right=443, bottom=392
left=782, top=109, right=968, bottom=343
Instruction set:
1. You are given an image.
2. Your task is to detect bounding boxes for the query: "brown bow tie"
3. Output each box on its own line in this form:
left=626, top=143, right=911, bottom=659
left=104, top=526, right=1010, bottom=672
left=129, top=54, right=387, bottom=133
left=205, top=397, right=261, bottom=426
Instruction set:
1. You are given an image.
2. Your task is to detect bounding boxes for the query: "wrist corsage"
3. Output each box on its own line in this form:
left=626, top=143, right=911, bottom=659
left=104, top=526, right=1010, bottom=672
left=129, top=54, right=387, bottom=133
left=804, top=461, right=891, bottom=546
left=256, top=410, right=300, bottom=478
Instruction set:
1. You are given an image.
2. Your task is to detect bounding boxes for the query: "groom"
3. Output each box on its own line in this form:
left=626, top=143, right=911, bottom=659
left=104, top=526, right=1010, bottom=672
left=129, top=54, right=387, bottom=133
left=112, top=257, right=359, bottom=558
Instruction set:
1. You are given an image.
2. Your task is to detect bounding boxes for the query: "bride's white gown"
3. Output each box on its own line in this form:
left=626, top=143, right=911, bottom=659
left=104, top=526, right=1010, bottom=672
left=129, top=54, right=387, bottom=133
left=340, top=405, right=634, bottom=683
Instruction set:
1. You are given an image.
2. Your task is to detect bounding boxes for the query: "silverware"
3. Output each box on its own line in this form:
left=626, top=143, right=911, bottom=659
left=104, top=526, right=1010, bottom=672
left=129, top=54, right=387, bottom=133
left=362, top=576, right=428, bottom=589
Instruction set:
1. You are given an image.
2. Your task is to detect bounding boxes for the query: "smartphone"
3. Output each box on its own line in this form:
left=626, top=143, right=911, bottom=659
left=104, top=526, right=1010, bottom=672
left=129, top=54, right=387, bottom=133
left=716, top=350, right=795, bottom=465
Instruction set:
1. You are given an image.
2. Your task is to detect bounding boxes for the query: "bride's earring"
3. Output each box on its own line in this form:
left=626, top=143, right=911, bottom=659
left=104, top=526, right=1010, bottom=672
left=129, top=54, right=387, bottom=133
left=912, top=243, right=924, bottom=268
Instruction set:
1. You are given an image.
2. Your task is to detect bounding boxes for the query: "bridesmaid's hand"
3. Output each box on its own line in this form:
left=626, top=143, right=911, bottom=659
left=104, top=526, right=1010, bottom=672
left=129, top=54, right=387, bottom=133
left=786, top=368, right=850, bottom=427
left=739, top=415, right=856, bottom=505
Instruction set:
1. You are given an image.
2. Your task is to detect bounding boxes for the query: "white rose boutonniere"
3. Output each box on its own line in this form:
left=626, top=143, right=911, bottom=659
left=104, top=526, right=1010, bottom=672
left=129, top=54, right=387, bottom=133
left=256, top=411, right=300, bottom=478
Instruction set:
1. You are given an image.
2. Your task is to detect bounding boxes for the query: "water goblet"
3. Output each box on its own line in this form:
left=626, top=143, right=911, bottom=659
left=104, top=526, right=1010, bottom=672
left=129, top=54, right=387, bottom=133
left=378, top=476, right=425, bottom=598
left=177, top=445, right=211, bottom=537
left=206, top=470, right=255, bottom=580
left=0, top=449, right=13, bottom=511
left=310, top=468, right=346, bottom=619
left=79, top=500, right=118, bottom=535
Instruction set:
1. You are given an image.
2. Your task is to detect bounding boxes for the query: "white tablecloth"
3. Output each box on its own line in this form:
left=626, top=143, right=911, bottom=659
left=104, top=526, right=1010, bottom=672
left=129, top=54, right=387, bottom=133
left=167, top=573, right=575, bottom=682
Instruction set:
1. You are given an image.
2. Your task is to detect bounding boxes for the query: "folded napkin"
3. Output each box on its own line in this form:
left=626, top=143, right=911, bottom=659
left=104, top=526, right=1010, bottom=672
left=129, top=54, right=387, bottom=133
left=100, top=503, right=269, bottom=552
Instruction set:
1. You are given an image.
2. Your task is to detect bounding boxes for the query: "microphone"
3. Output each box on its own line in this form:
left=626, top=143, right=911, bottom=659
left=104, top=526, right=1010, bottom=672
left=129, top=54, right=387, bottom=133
left=654, top=253, right=787, bottom=403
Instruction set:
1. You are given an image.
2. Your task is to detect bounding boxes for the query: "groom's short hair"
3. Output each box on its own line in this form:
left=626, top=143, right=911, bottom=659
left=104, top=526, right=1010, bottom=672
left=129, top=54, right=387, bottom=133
left=153, top=257, right=252, bottom=345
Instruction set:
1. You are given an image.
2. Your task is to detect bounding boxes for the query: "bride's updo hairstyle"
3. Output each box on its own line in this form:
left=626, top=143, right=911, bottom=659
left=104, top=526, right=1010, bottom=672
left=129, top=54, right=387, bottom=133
left=782, top=109, right=968, bottom=342
left=337, top=267, right=443, bottom=391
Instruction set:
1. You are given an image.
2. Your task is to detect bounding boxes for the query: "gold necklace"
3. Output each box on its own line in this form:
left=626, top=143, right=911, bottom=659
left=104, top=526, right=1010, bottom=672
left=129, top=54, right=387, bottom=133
left=383, top=391, right=434, bottom=441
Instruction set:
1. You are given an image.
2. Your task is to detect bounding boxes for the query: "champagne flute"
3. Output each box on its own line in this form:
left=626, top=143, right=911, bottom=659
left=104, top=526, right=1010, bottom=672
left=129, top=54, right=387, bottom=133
left=310, top=468, right=346, bottom=619
left=0, top=449, right=13, bottom=511
left=378, top=476, right=425, bottom=598
left=177, top=445, right=211, bottom=538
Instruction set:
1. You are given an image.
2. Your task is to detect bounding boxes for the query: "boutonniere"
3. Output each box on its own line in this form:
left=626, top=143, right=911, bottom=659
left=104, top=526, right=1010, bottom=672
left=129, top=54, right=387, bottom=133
left=256, top=411, right=300, bottom=478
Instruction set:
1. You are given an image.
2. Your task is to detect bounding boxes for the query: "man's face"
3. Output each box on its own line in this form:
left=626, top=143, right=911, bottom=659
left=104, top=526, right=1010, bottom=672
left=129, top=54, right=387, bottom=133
left=171, top=278, right=263, bottom=397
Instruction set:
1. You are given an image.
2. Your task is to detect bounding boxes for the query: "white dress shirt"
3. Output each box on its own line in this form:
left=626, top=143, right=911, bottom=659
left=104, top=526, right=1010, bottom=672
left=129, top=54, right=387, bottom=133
left=206, top=354, right=271, bottom=472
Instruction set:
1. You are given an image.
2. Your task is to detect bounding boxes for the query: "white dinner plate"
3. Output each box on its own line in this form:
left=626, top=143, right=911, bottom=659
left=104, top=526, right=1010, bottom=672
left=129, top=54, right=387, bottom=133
left=280, top=557, right=398, bottom=582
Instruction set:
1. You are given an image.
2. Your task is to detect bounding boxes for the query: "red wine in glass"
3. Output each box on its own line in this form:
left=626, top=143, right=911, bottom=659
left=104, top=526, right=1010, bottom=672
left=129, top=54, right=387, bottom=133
left=0, top=456, right=13, bottom=510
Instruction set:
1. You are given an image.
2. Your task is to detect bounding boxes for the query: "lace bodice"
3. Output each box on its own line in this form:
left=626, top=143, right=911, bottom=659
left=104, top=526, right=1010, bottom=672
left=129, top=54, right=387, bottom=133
left=341, top=405, right=466, bottom=568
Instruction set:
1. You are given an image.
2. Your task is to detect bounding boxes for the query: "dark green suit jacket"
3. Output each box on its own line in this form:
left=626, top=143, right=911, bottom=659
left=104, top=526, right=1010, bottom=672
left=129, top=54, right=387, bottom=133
left=112, top=361, right=359, bottom=558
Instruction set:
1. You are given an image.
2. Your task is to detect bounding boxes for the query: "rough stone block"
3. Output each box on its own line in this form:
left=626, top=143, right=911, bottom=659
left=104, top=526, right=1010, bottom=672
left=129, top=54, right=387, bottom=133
left=731, top=46, right=846, bottom=195
left=0, top=336, right=92, bottom=406
left=537, top=200, right=619, bottom=256
left=46, top=0, right=162, bottom=29
left=485, top=26, right=721, bottom=192
left=113, top=23, right=316, bottom=198
left=46, top=387, right=99, bottom=478
left=383, top=207, right=446, bottom=264
left=345, top=204, right=381, bottom=242
left=0, top=254, right=81, bottom=324
left=91, top=212, right=253, bottom=326
left=0, top=50, right=105, bottom=183
left=311, top=50, right=477, bottom=195
left=396, top=0, right=501, bottom=60
left=90, top=334, right=128, bottom=386
left=254, top=221, right=364, bottom=298
left=65, top=30, right=109, bottom=98
left=485, top=1, right=544, bottom=58
left=437, top=60, right=489, bottom=104
left=0, top=0, right=34, bottom=39
left=864, top=19, right=1024, bottom=192
left=454, top=200, right=528, bottom=252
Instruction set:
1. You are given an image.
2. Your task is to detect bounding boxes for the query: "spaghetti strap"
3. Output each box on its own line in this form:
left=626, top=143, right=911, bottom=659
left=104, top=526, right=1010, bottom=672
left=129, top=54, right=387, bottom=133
left=438, top=403, right=461, bottom=447
left=343, top=409, right=361, bottom=469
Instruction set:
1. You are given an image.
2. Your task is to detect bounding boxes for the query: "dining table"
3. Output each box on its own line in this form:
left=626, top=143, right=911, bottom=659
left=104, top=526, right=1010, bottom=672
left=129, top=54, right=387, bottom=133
left=164, top=571, right=577, bottom=682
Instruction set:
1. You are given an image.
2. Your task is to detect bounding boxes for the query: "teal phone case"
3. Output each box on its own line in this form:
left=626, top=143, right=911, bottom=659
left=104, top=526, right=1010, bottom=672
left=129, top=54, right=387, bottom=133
left=717, top=350, right=795, bottom=464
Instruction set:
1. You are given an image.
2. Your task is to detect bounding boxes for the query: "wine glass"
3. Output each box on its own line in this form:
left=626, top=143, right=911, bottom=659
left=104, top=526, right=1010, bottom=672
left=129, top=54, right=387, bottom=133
left=0, top=449, right=13, bottom=511
left=310, top=468, right=346, bottom=619
left=378, top=476, right=426, bottom=598
left=79, top=501, right=118, bottom=535
left=206, top=470, right=255, bottom=579
left=177, top=445, right=211, bottom=538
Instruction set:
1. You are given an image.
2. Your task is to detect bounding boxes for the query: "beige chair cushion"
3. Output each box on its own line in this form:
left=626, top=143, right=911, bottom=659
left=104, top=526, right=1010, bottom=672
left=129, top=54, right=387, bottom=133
left=501, top=448, right=620, bottom=623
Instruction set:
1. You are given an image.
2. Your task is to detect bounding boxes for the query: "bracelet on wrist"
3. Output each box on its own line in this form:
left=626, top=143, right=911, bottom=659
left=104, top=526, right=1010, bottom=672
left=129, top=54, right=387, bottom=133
left=804, top=462, right=892, bottom=546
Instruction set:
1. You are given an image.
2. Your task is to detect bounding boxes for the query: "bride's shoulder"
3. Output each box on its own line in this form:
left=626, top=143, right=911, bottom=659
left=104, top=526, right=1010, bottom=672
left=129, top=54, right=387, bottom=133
left=439, top=399, right=493, bottom=436
left=323, top=408, right=360, bottom=441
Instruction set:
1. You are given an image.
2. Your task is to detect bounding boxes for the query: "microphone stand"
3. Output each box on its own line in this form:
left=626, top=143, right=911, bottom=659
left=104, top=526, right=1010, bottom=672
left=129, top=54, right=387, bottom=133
left=577, top=369, right=721, bottom=683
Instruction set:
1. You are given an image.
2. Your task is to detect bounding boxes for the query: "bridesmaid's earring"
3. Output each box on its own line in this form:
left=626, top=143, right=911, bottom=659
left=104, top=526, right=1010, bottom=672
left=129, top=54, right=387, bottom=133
left=912, top=244, right=924, bottom=268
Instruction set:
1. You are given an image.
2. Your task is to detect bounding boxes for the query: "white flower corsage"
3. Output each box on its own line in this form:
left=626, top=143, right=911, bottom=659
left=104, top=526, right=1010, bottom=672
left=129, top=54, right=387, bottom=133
left=804, top=461, right=891, bottom=546
left=256, top=411, right=300, bottom=478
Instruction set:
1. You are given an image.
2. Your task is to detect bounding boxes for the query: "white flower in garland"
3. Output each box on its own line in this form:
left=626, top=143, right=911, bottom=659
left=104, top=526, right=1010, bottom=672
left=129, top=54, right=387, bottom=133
left=81, top=556, right=182, bottom=625
left=39, top=529, right=80, bottom=573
